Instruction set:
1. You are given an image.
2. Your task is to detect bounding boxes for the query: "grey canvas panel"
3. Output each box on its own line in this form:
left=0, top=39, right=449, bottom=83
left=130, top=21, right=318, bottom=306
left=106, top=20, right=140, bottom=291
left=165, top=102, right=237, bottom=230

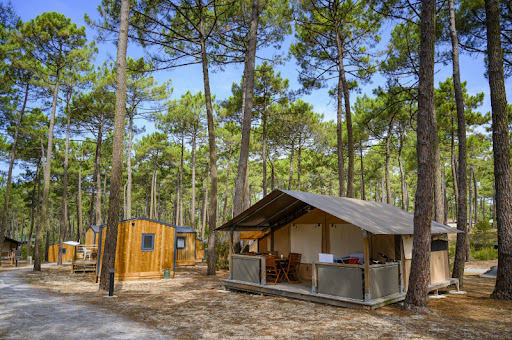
left=369, top=265, right=399, bottom=299
left=217, top=189, right=461, bottom=235
left=232, top=257, right=261, bottom=284
left=317, top=265, right=364, bottom=300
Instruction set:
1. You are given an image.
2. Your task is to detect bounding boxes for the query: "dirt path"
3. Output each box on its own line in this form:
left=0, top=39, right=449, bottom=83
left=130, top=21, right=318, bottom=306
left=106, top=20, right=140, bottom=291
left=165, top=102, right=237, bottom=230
left=0, top=266, right=171, bottom=340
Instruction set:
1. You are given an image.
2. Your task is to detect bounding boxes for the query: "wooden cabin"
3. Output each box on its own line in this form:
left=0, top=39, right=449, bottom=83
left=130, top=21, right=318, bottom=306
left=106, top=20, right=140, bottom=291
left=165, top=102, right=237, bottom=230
left=1, top=237, right=22, bottom=258
left=196, top=239, right=205, bottom=262
left=91, top=217, right=177, bottom=281
left=217, top=190, right=461, bottom=310
left=48, top=243, right=75, bottom=263
left=85, top=225, right=102, bottom=246
left=175, top=227, right=197, bottom=266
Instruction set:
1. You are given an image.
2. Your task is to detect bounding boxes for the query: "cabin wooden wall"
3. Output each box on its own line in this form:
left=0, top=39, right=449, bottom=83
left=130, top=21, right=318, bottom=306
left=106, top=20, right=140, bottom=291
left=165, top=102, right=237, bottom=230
left=85, top=229, right=97, bottom=246
left=98, top=219, right=176, bottom=281
left=176, top=232, right=196, bottom=266
left=195, top=240, right=205, bottom=261
left=48, top=244, right=74, bottom=263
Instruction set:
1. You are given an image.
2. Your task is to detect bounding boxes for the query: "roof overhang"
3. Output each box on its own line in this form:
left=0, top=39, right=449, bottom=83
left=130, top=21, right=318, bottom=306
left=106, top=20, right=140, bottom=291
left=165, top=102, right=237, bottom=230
left=216, top=189, right=462, bottom=236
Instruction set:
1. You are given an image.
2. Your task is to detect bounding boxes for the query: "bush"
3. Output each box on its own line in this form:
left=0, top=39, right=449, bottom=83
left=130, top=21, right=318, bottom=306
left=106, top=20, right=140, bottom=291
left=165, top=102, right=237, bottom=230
left=471, top=220, right=497, bottom=250
left=215, top=241, right=230, bottom=270
left=471, top=245, right=498, bottom=261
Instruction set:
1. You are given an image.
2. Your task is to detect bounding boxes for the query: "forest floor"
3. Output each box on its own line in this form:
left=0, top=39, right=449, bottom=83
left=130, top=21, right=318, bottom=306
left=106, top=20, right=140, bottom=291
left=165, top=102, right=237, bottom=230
left=12, top=260, right=511, bottom=339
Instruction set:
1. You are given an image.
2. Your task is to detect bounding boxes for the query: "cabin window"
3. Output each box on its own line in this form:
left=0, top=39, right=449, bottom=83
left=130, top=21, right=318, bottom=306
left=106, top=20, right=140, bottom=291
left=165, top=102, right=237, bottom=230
left=61, top=248, right=66, bottom=255
left=141, top=233, right=155, bottom=251
left=177, top=237, right=186, bottom=249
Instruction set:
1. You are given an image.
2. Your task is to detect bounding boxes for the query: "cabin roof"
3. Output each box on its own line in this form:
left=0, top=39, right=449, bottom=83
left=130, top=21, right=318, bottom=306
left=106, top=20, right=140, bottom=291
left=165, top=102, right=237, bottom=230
left=216, top=189, right=461, bottom=235
left=3, top=237, right=22, bottom=245
left=176, top=226, right=196, bottom=233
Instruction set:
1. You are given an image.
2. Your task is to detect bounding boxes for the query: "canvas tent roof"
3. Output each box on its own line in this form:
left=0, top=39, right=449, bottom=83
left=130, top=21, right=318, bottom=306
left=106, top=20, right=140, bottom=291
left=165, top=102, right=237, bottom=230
left=216, top=189, right=460, bottom=236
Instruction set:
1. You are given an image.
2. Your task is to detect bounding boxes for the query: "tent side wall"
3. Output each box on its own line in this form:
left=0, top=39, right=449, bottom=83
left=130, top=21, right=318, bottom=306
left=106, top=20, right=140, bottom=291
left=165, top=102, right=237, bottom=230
left=98, top=219, right=176, bottom=281
left=176, top=232, right=196, bottom=266
left=48, top=244, right=74, bottom=263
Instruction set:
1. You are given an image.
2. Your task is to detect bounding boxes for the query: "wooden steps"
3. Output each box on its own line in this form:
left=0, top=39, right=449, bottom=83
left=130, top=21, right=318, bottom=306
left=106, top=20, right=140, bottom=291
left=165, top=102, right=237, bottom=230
left=72, top=261, right=97, bottom=273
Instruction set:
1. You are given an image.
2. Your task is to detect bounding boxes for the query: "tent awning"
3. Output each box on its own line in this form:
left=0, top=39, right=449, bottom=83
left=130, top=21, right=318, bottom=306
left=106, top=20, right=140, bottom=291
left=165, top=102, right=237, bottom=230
left=216, top=190, right=461, bottom=236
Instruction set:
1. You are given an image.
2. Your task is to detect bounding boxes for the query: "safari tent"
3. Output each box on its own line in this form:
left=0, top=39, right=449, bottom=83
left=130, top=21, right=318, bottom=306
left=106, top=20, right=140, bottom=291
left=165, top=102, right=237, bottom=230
left=216, top=189, right=461, bottom=309
left=175, top=226, right=197, bottom=266
left=48, top=243, right=75, bottom=263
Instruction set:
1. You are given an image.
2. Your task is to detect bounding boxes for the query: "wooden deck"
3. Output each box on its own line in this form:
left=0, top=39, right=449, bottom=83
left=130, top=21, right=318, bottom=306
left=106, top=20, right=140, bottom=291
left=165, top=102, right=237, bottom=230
left=223, top=278, right=459, bottom=310
left=72, top=260, right=97, bottom=273
left=223, top=279, right=405, bottom=310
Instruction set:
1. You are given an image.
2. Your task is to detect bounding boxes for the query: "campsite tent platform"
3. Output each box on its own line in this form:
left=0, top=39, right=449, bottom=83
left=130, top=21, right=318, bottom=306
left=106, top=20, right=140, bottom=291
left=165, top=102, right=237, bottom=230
left=223, top=277, right=459, bottom=310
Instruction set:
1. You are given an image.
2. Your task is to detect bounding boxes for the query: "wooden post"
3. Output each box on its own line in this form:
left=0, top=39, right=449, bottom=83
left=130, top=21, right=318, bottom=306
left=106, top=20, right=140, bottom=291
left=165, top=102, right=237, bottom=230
left=260, top=255, right=266, bottom=285
left=312, top=261, right=318, bottom=293
left=270, top=228, right=274, bottom=251
left=399, top=235, right=405, bottom=293
left=363, top=231, right=371, bottom=302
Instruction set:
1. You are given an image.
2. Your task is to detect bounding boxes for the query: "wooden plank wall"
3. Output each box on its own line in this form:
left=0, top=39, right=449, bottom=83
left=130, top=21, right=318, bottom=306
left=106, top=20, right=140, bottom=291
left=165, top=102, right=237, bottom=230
left=48, top=244, right=75, bottom=263
left=85, top=228, right=97, bottom=246
left=98, top=219, right=176, bottom=281
left=176, top=233, right=196, bottom=266
left=195, top=240, right=205, bottom=261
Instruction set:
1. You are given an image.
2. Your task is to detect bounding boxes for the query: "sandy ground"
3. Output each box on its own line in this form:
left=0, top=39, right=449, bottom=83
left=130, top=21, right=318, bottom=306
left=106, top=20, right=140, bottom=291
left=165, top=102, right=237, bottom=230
left=14, top=262, right=512, bottom=339
left=0, top=264, right=170, bottom=340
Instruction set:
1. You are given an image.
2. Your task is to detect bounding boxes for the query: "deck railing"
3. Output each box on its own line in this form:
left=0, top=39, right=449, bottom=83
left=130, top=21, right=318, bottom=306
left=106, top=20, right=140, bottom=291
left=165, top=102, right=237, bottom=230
left=312, top=262, right=399, bottom=301
left=70, top=244, right=100, bottom=273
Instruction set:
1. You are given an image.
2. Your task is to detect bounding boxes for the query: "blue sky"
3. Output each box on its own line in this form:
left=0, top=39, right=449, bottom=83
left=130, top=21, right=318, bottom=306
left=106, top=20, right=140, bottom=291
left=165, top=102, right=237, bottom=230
left=12, top=1, right=512, bottom=140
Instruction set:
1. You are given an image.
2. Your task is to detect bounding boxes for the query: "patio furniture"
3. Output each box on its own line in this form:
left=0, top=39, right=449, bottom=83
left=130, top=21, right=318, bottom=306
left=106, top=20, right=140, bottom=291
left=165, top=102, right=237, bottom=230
left=265, top=255, right=282, bottom=285
left=82, top=246, right=92, bottom=261
left=283, top=253, right=302, bottom=284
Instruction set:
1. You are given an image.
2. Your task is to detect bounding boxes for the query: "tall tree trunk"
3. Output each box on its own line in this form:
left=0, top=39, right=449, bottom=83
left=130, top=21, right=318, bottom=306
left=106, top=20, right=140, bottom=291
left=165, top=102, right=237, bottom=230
left=126, top=110, right=134, bottom=219
left=472, top=168, right=478, bottom=224
left=271, top=158, right=275, bottom=191
left=0, top=81, right=29, bottom=266
left=335, top=29, right=353, bottom=197
left=288, top=140, right=295, bottom=190
left=398, top=131, right=407, bottom=210
left=262, top=112, right=268, bottom=196
left=99, top=0, right=130, bottom=290
left=433, top=108, right=443, bottom=223
left=467, top=177, right=473, bottom=261
left=199, top=5, right=219, bottom=275
left=232, top=0, right=260, bottom=255
left=77, top=161, right=83, bottom=242
left=34, top=75, right=60, bottom=271
left=179, top=136, right=184, bottom=226
left=385, top=120, right=393, bottom=204
left=27, top=161, right=41, bottom=259
left=451, top=116, right=459, bottom=207
left=297, top=143, right=302, bottom=191
left=202, top=172, right=209, bottom=241
left=90, top=116, right=104, bottom=226
left=222, top=161, right=231, bottom=223
left=485, top=0, right=512, bottom=300
left=404, top=0, right=436, bottom=309
left=58, top=91, right=72, bottom=265
left=191, top=133, right=197, bottom=229
left=335, top=38, right=345, bottom=198
left=360, top=144, right=366, bottom=200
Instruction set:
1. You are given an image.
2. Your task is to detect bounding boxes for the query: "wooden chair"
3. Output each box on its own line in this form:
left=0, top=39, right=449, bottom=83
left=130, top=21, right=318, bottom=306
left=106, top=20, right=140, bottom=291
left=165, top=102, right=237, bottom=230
left=283, top=253, right=302, bottom=283
left=265, top=255, right=282, bottom=285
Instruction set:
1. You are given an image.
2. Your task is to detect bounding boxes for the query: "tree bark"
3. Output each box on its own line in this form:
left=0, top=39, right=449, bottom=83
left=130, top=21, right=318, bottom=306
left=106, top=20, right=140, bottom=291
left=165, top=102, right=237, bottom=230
left=262, top=112, right=268, bottom=196
left=90, top=114, right=104, bottom=226
left=77, top=160, right=83, bottom=242
left=360, top=144, right=366, bottom=200
left=34, top=75, right=60, bottom=271
left=99, top=0, right=130, bottom=290
left=198, top=4, right=218, bottom=275
left=222, top=161, right=231, bottom=223
left=126, top=110, right=134, bottom=219
left=404, top=0, right=436, bottom=309
left=485, top=0, right=512, bottom=300
left=472, top=167, right=478, bottom=224
left=433, top=107, right=444, bottom=223
left=232, top=0, right=260, bottom=254
left=398, top=130, right=407, bottom=210
left=58, top=90, right=72, bottom=265
left=0, top=81, right=29, bottom=266
left=288, top=140, right=295, bottom=190
left=467, top=177, right=472, bottom=261
left=385, top=120, right=394, bottom=204
left=191, top=132, right=197, bottom=229
left=27, top=161, right=41, bottom=259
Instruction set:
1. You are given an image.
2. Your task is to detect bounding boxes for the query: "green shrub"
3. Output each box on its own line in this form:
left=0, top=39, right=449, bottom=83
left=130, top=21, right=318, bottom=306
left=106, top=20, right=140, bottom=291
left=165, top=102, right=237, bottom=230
left=471, top=220, right=497, bottom=250
left=471, top=245, right=498, bottom=261
left=215, top=241, right=230, bottom=270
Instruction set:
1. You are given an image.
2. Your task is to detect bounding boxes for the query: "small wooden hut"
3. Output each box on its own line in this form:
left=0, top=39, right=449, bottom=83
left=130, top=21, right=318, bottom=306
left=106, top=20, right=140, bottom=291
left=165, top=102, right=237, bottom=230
left=48, top=243, right=75, bottom=263
left=175, top=226, right=196, bottom=266
left=85, top=225, right=102, bottom=246
left=1, top=237, right=22, bottom=258
left=196, top=239, right=205, bottom=262
left=94, top=217, right=177, bottom=281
